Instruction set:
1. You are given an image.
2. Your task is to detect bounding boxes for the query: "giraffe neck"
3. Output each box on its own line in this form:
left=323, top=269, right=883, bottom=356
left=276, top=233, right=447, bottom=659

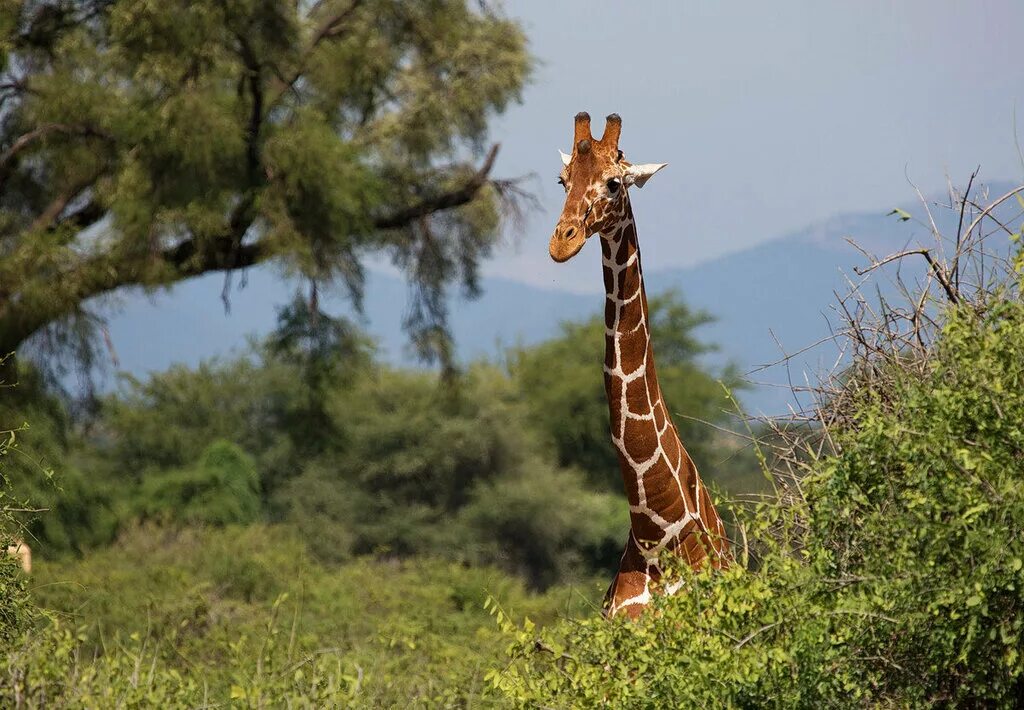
left=599, top=200, right=722, bottom=560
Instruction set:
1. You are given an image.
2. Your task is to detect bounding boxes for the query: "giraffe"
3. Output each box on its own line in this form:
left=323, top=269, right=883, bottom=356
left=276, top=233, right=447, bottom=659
left=549, top=112, right=729, bottom=618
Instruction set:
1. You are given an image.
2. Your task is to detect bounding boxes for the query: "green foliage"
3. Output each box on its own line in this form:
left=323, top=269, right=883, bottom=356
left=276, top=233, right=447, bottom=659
left=458, top=463, right=623, bottom=589
left=0, top=423, right=33, bottom=650
left=799, top=301, right=1024, bottom=703
left=97, top=354, right=311, bottom=490
left=492, top=301, right=1024, bottom=707
left=276, top=363, right=531, bottom=560
left=137, top=440, right=261, bottom=527
left=95, top=297, right=372, bottom=497
left=10, top=298, right=643, bottom=587
left=508, top=291, right=751, bottom=492
left=0, top=286, right=769, bottom=704
left=0, top=365, right=119, bottom=557
left=277, top=364, right=626, bottom=585
left=0, top=0, right=531, bottom=370
left=11, top=524, right=595, bottom=707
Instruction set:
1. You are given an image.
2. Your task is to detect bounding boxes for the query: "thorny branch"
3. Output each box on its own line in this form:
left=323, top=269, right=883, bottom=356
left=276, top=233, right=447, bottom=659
left=739, top=176, right=1024, bottom=549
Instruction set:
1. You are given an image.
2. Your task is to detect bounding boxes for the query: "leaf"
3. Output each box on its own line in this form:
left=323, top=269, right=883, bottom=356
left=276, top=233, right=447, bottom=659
left=887, top=208, right=912, bottom=222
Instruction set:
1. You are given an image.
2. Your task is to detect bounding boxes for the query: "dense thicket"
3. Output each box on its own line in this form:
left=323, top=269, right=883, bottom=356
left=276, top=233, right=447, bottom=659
left=492, top=254, right=1024, bottom=706
left=6, top=525, right=593, bottom=706
left=0, top=290, right=749, bottom=590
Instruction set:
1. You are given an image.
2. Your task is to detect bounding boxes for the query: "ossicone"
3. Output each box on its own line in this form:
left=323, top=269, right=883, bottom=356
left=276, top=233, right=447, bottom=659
left=573, top=111, right=592, bottom=143
left=601, top=113, right=621, bottom=149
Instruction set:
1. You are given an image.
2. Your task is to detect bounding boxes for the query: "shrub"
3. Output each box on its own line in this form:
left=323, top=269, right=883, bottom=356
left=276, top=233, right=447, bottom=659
left=491, top=203, right=1024, bottom=706
left=457, top=462, right=623, bottom=589
left=0, top=424, right=34, bottom=650
left=21, top=524, right=596, bottom=707
left=137, top=440, right=261, bottom=527
left=0, top=367, right=120, bottom=556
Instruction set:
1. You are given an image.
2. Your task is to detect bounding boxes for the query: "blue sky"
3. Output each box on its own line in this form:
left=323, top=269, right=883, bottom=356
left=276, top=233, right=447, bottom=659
left=93, top=2, right=1024, bottom=395
left=479, top=1, right=1024, bottom=292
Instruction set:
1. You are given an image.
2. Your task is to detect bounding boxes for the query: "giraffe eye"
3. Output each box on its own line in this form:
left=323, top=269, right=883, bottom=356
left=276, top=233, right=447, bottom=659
left=557, top=177, right=566, bottom=187
left=607, top=178, right=621, bottom=193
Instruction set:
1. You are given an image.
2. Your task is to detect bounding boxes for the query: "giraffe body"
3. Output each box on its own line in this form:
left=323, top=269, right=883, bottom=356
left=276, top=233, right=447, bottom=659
left=549, top=112, right=728, bottom=618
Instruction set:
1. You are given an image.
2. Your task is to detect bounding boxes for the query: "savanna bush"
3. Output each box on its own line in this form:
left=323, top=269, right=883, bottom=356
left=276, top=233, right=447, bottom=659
left=16, top=523, right=597, bottom=708
left=136, top=440, right=261, bottom=527
left=277, top=363, right=626, bottom=586
left=492, top=300, right=1024, bottom=707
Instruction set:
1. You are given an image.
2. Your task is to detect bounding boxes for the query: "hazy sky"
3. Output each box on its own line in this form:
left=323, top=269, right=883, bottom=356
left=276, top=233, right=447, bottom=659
left=479, top=1, right=1024, bottom=293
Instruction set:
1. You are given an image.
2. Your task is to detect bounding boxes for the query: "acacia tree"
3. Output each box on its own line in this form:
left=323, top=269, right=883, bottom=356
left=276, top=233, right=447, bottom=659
left=0, top=0, right=530, bottom=380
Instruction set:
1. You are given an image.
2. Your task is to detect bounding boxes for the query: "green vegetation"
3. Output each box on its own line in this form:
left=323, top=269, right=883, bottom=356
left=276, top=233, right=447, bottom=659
left=0, top=416, right=35, bottom=648
left=491, top=273, right=1024, bottom=705
left=11, top=525, right=593, bottom=706
left=136, top=441, right=261, bottom=527
left=0, top=0, right=530, bottom=377
left=9, top=230, right=1024, bottom=705
left=2, top=4, right=1021, bottom=707
left=0, top=289, right=748, bottom=705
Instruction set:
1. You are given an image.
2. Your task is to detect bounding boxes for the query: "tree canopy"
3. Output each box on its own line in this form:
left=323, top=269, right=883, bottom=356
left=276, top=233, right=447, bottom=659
left=0, top=0, right=530, bottom=378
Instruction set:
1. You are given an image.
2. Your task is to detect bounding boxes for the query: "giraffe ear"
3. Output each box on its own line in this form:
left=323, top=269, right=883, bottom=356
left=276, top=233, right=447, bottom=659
left=623, top=163, right=668, bottom=188
left=559, top=149, right=571, bottom=166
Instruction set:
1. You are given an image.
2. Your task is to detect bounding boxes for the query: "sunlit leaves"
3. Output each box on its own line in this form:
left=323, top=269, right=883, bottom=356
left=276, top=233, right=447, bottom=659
left=493, top=301, right=1024, bottom=707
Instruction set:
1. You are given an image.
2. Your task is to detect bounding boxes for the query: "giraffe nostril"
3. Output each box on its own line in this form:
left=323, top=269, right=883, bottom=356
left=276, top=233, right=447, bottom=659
left=564, top=227, right=576, bottom=240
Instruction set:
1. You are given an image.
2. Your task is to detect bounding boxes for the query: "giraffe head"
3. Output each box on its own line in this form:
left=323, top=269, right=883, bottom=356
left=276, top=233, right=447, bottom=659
left=549, top=112, right=667, bottom=262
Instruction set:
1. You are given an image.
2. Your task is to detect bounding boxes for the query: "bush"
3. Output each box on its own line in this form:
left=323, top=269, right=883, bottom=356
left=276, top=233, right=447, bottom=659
left=19, top=524, right=597, bottom=707
left=491, top=286, right=1024, bottom=706
left=276, top=364, right=627, bottom=586
left=0, top=367, right=120, bottom=556
left=457, top=462, right=623, bottom=589
left=97, top=355, right=312, bottom=494
left=0, top=424, right=34, bottom=650
left=137, top=440, right=261, bottom=527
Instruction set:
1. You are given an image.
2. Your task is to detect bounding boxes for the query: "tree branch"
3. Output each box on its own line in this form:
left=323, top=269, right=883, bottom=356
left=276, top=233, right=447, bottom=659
left=2, top=143, right=502, bottom=353
left=373, top=144, right=500, bottom=230
left=853, top=248, right=960, bottom=305
left=0, top=123, right=112, bottom=188
left=270, top=0, right=365, bottom=104
left=235, top=33, right=264, bottom=184
left=29, top=175, right=102, bottom=232
left=0, top=200, right=265, bottom=353
left=310, top=0, right=365, bottom=46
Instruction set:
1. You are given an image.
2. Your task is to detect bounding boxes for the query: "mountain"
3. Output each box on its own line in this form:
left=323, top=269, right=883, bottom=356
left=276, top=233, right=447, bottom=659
left=95, top=182, right=1019, bottom=415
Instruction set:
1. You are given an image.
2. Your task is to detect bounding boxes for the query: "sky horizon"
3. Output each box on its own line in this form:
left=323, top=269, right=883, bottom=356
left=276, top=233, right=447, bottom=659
left=474, top=1, right=1024, bottom=293
left=70, top=2, right=1024, bottom=399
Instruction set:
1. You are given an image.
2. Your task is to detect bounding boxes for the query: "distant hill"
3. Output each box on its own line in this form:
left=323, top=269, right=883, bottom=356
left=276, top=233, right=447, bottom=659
left=97, top=181, right=1018, bottom=415
left=647, top=180, right=1018, bottom=414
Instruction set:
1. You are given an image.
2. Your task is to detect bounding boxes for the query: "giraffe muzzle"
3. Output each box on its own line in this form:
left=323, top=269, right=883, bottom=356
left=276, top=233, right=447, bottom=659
left=549, top=224, right=587, bottom=263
